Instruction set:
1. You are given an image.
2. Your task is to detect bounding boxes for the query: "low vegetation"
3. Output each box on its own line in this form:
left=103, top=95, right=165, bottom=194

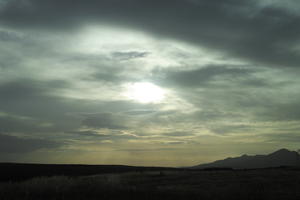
left=1, top=169, right=300, bottom=200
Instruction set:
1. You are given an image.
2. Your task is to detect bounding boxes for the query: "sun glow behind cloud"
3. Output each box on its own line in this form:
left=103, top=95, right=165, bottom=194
left=124, top=82, right=166, bottom=103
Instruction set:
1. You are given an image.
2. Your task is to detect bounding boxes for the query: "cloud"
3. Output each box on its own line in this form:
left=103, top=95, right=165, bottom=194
left=0, top=0, right=300, bottom=165
left=0, top=79, right=79, bottom=127
left=67, top=129, right=140, bottom=142
left=209, top=124, right=254, bottom=135
left=1, top=0, right=300, bottom=68
left=66, top=130, right=108, bottom=138
left=0, top=112, right=51, bottom=134
left=0, top=79, right=68, bottom=100
left=256, top=101, right=300, bottom=122
left=111, top=51, right=149, bottom=61
left=265, top=133, right=300, bottom=143
left=163, top=132, right=195, bottom=137
left=124, top=109, right=156, bottom=116
left=0, top=29, right=24, bottom=41
left=81, top=113, right=128, bottom=130
left=155, top=65, right=253, bottom=88
left=0, top=79, right=155, bottom=135
left=0, top=133, right=61, bottom=153
left=193, top=110, right=244, bottom=122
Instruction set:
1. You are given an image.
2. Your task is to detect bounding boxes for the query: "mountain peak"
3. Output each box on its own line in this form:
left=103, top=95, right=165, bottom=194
left=269, top=148, right=298, bottom=156
left=273, top=148, right=290, bottom=153
left=193, top=148, right=300, bottom=169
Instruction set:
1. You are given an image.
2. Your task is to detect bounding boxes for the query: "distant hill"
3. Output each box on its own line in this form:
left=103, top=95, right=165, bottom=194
left=193, top=149, right=300, bottom=169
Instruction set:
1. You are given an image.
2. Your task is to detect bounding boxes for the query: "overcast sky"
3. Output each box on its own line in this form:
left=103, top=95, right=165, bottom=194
left=0, top=0, right=300, bottom=166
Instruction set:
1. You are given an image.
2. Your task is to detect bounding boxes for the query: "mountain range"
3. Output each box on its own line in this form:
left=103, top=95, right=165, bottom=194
left=193, top=148, right=300, bottom=169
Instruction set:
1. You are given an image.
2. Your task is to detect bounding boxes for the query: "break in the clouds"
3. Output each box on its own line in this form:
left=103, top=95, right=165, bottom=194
left=0, top=0, right=300, bottom=166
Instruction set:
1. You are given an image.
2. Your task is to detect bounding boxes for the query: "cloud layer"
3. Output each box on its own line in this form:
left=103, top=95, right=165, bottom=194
left=0, top=0, right=300, bottom=166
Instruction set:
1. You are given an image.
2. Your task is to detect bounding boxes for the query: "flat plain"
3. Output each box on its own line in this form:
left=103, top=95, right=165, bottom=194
left=0, top=164, right=300, bottom=200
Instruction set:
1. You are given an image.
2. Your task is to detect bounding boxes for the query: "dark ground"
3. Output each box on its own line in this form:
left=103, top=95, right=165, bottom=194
left=0, top=163, right=300, bottom=200
left=0, top=163, right=177, bottom=182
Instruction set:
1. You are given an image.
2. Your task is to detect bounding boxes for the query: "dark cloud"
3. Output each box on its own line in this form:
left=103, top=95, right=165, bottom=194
left=67, top=129, right=138, bottom=141
left=92, top=101, right=156, bottom=113
left=66, top=130, right=108, bottom=138
left=0, top=133, right=61, bottom=153
left=265, top=133, right=300, bottom=143
left=257, top=102, right=300, bottom=122
left=193, top=110, right=244, bottom=122
left=124, top=110, right=156, bottom=116
left=81, top=113, right=127, bottom=130
left=0, top=79, right=68, bottom=100
left=61, top=53, right=108, bottom=63
left=164, top=141, right=186, bottom=145
left=163, top=132, right=195, bottom=137
left=115, top=147, right=177, bottom=152
left=91, top=71, right=137, bottom=84
left=92, top=72, right=123, bottom=83
left=1, top=0, right=300, bottom=68
left=0, top=29, right=23, bottom=41
left=0, top=113, right=46, bottom=133
left=155, top=65, right=253, bottom=88
left=210, top=124, right=254, bottom=135
left=111, top=51, right=149, bottom=61
left=0, top=79, right=80, bottom=125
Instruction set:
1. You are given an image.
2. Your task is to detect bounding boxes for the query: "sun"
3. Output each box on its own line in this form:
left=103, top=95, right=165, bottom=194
left=125, top=82, right=165, bottom=103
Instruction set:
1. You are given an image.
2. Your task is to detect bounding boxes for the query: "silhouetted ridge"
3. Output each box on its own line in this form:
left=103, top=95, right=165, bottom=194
left=269, top=148, right=296, bottom=156
left=193, top=149, right=300, bottom=169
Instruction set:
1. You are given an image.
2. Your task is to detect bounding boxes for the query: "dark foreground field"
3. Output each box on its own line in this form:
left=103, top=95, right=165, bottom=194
left=0, top=165, right=300, bottom=200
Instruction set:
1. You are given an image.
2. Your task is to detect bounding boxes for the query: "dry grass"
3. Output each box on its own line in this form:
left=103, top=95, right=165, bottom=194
left=1, top=169, right=300, bottom=200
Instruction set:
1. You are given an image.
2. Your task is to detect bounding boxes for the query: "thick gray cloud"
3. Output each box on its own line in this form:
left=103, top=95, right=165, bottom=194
left=124, top=110, right=156, bottom=116
left=209, top=124, right=254, bottom=135
left=0, top=113, right=46, bottom=133
left=155, top=65, right=254, bottom=88
left=0, top=133, right=61, bottom=153
left=0, top=79, right=68, bottom=100
left=111, top=51, right=149, bottom=61
left=256, top=101, right=300, bottom=121
left=81, top=113, right=128, bottom=130
left=266, top=133, right=300, bottom=143
left=66, top=130, right=109, bottom=138
left=0, top=79, right=81, bottom=129
left=1, top=0, right=300, bottom=68
left=163, top=132, right=195, bottom=137
left=0, top=29, right=23, bottom=41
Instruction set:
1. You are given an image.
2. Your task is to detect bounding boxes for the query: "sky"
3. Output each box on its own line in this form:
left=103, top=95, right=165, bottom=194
left=0, top=0, right=300, bottom=167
